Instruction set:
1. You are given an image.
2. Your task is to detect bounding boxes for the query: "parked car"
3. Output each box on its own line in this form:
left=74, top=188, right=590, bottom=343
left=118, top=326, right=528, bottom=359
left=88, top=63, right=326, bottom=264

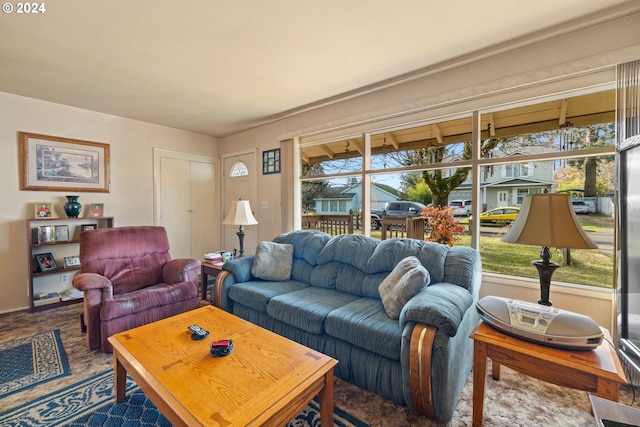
left=478, top=206, right=520, bottom=224
left=371, top=201, right=427, bottom=230
left=572, top=200, right=589, bottom=214
left=449, top=199, right=472, bottom=216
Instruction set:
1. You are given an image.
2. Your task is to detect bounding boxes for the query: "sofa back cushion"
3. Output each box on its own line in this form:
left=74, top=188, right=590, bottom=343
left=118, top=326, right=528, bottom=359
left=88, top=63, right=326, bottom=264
left=273, top=230, right=332, bottom=283
left=79, top=226, right=172, bottom=294
left=313, top=234, right=378, bottom=295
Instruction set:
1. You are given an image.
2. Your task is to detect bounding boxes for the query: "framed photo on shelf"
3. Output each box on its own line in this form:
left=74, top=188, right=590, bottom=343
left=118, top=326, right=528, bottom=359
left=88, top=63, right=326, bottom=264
left=34, top=202, right=52, bottom=218
left=35, top=253, right=57, bottom=272
left=54, top=225, right=69, bottom=242
left=262, top=148, right=281, bottom=175
left=81, top=224, right=98, bottom=233
left=64, top=255, right=81, bottom=268
left=37, top=225, right=54, bottom=243
left=89, top=203, right=104, bottom=217
left=19, top=132, right=110, bottom=193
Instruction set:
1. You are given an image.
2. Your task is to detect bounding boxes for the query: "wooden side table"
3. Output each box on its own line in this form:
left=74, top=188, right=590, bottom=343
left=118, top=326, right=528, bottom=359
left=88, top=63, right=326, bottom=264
left=200, top=261, right=223, bottom=303
left=470, top=321, right=627, bottom=427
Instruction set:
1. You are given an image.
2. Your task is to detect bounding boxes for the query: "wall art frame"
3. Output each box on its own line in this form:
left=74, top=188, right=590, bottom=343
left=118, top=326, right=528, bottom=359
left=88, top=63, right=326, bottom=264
left=19, top=132, right=110, bottom=192
left=262, top=148, right=281, bottom=175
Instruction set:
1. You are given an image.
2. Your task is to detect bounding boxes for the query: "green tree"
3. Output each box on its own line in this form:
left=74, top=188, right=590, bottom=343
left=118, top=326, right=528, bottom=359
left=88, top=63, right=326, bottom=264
left=405, top=179, right=432, bottom=205
left=565, top=124, right=615, bottom=197
left=301, top=163, right=329, bottom=213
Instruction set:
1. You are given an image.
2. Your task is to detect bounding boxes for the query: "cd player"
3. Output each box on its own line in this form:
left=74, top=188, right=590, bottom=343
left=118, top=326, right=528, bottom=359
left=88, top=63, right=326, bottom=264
left=476, top=296, right=603, bottom=350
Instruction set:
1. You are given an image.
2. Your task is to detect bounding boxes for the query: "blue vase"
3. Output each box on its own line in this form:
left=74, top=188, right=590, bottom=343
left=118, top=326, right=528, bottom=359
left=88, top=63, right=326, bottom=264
left=63, top=195, right=82, bottom=218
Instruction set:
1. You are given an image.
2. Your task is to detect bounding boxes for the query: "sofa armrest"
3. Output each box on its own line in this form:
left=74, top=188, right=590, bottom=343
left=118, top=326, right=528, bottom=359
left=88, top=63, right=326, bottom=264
left=72, top=272, right=112, bottom=291
left=399, top=283, right=473, bottom=337
left=162, top=258, right=201, bottom=284
left=221, top=255, right=255, bottom=283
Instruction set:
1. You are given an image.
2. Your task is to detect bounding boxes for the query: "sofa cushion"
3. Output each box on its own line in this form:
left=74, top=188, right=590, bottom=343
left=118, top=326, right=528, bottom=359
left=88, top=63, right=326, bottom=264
left=313, top=234, right=378, bottom=293
left=267, top=287, right=360, bottom=334
left=378, top=256, right=430, bottom=319
left=228, top=280, right=309, bottom=313
left=325, top=297, right=403, bottom=361
left=251, top=241, right=294, bottom=281
left=273, top=230, right=332, bottom=283
left=366, top=238, right=448, bottom=284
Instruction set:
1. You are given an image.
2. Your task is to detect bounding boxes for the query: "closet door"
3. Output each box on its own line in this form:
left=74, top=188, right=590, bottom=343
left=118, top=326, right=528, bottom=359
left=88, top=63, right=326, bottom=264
left=157, top=152, right=218, bottom=259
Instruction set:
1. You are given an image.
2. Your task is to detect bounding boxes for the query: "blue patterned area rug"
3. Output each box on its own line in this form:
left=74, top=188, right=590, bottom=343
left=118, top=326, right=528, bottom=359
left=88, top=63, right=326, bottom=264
left=0, top=370, right=369, bottom=426
left=0, top=330, right=70, bottom=399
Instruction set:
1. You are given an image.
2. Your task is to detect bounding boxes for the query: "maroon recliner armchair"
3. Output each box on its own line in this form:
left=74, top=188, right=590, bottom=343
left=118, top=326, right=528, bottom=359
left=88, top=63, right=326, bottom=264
left=72, top=226, right=201, bottom=352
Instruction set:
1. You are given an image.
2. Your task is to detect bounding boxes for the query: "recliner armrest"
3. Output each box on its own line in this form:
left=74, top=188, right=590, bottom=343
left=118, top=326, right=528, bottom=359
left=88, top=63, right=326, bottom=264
left=399, top=283, right=473, bottom=337
left=162, top=258, right=201, bottom=283
left=72, top=272, right=112, bottom=291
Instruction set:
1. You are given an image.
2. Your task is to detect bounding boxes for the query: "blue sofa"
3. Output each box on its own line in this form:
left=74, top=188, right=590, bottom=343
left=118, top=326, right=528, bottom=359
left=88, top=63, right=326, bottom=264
left=213, top=230, right=482, bottom=423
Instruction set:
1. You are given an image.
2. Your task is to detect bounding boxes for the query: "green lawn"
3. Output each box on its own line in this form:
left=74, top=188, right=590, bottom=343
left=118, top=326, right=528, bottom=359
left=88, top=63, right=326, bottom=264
left=355, top=214, right=614, bottom=288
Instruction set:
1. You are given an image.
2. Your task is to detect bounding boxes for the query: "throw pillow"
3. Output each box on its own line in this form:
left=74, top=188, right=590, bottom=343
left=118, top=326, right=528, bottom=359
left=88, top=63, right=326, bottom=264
left=378, top=256, right=430, bottom=319
left=251, top=241, right=294, bottom=281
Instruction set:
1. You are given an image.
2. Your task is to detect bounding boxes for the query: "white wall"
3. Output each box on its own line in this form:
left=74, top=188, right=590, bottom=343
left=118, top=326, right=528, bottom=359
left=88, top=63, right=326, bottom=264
left=0, top=92, right=218, bottom=313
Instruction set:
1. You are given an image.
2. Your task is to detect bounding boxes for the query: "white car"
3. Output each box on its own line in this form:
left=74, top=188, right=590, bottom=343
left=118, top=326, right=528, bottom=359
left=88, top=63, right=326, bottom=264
left=449, top=199, right=472, bottom=216
left=572, top=200, right=589, bottom=214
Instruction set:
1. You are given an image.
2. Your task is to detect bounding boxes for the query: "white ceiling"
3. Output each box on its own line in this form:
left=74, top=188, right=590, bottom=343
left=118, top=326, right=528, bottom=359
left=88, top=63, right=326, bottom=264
left=0, top=0, right=634, bottom=137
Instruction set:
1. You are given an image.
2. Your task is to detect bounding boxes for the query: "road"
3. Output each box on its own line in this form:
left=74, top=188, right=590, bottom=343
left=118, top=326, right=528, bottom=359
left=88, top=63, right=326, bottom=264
left=475, top=220, right=614, bottom=256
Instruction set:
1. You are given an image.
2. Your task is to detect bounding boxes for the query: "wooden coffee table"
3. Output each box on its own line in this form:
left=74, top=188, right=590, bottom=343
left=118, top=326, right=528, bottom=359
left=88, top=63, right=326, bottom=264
left=108, top=305, right=338, bottom=426
left=470, top=321, right=627, bottom=427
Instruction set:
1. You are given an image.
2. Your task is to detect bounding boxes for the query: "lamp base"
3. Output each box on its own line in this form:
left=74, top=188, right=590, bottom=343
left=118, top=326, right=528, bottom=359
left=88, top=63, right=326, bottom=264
left=236, top=226, right=246, bottom=257
left=531, top=257, right=561, bottom=306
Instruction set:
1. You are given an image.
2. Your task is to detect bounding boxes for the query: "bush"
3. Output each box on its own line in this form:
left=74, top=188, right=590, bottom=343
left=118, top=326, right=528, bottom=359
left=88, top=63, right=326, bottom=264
left=422, top=206, right=465, bottom=246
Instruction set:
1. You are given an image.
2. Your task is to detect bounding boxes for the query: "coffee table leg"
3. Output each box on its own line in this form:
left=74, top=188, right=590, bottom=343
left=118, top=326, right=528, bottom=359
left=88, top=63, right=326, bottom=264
left=318, top=370, right=335, bottom=426
left=114, top=354, right=127, bottom=403
left=473, top=340, right=487, bottom=427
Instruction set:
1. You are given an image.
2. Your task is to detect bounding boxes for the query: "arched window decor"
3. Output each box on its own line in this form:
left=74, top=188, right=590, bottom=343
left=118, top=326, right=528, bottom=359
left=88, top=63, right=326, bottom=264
left=229, top=161, right=249, bottom=177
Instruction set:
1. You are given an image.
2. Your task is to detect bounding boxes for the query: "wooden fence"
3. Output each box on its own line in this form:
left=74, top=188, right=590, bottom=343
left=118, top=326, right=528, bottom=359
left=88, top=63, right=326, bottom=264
left=380, top=211, right=426, bottom=240
left=301, top=210, right=354, bottom=235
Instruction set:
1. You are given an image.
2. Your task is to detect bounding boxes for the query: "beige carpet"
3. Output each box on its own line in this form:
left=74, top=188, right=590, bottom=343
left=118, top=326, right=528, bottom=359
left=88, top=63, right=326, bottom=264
left=1, top=303, right=639, bottom=426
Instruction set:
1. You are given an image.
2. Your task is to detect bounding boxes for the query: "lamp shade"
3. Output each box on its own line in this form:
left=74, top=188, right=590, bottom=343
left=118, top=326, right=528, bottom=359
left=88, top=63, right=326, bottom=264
left=223, top=199, right=258, bottom=226
left=502, top=194, right=597, bottom=249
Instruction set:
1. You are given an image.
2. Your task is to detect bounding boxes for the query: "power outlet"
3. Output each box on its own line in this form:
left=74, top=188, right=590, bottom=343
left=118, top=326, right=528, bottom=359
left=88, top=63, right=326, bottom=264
left=60, top=273, right=70, bottom=284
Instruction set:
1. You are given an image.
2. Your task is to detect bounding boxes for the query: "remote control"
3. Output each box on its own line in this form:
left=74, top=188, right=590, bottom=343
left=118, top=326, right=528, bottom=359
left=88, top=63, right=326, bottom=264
left=188, top=325, right=209, bottom=340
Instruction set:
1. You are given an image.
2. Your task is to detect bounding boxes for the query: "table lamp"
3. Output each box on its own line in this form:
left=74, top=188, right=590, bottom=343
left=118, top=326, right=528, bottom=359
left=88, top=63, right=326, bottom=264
left=501, top=193, right=597, bottom=306
left=223, top=199, right=258, bottom=257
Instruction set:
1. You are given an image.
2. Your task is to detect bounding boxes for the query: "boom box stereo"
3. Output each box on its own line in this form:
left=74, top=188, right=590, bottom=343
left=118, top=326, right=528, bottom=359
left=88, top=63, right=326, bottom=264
left=476, top=296, right=603, bottom=350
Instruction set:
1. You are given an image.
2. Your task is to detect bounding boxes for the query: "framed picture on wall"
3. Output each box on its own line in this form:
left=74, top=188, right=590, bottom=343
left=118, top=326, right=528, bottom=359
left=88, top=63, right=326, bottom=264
left=262, top=148, right=280, bottom=175
left=19, top=132, right=110, bottom=192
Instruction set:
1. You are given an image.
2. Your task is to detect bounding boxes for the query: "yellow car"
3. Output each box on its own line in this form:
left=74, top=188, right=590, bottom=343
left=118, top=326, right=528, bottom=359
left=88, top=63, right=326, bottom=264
left=478, top=206, right=520, bottom=224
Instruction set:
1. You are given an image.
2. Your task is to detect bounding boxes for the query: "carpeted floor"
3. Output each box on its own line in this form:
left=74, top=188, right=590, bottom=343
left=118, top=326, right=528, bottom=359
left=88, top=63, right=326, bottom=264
left=1, top=303, right=640, bottom=426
